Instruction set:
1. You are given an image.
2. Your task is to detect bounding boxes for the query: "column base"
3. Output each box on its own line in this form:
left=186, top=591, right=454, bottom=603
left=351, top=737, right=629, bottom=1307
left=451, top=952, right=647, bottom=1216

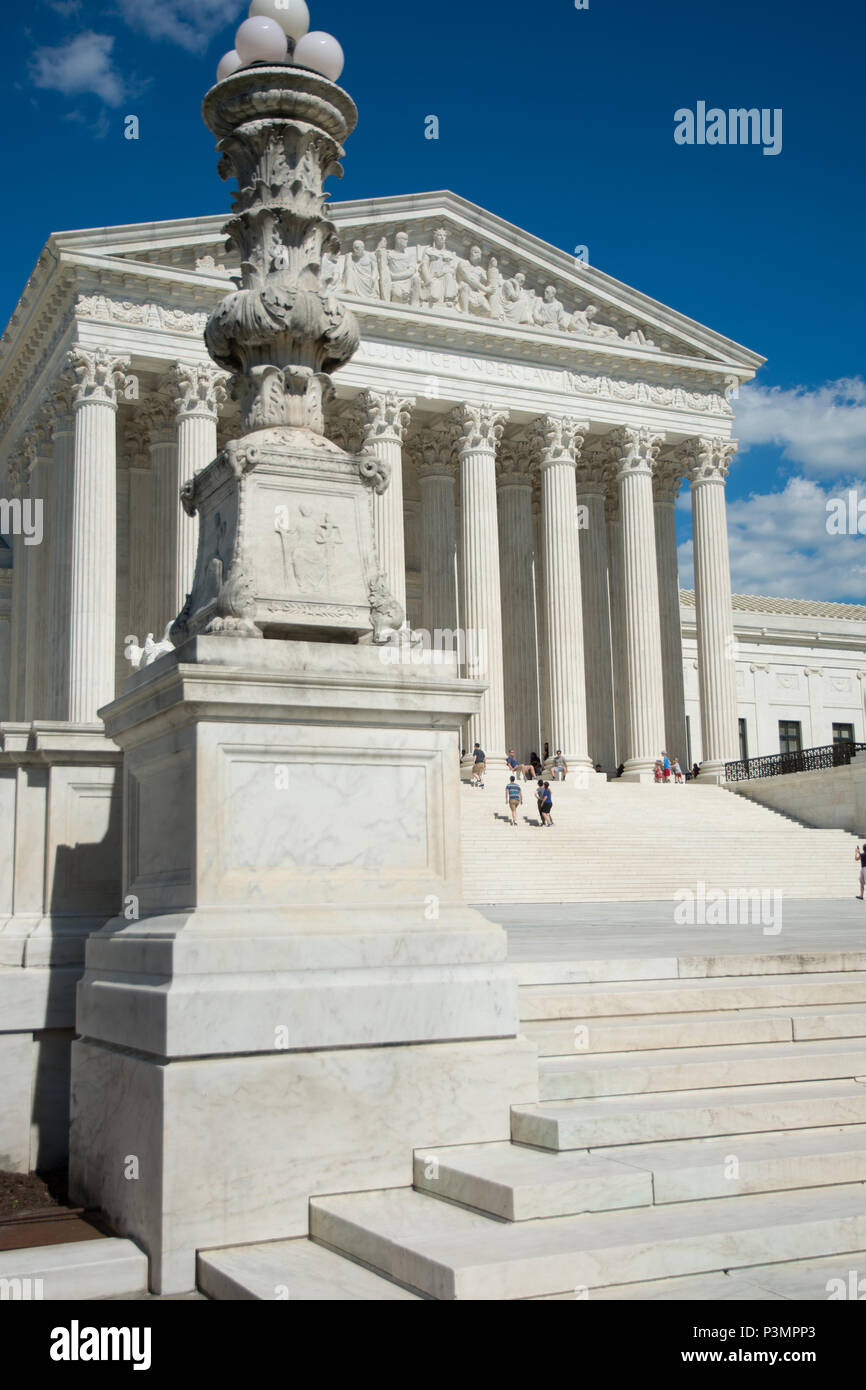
left=621, top=758, right=661, bottom=783
left=696, top=760, right=731, bottom=785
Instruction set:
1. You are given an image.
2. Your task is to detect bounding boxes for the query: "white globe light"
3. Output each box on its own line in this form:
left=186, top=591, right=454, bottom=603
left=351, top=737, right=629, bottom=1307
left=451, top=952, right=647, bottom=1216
left=234, top=16, right=288, bottom=64
left=216, top=49, right=243, bottom=82
left=293, top=30, right=344, bottom=81
left=248, top=0, right=310, bottom=42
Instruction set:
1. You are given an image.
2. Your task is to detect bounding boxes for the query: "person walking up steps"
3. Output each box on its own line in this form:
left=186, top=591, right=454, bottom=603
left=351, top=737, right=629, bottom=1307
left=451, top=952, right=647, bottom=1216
left=856, top=843, right=866, bottom=899
left=505, top=775, right=523, bottom=826
left=470, top=743, right=486, bottom=787
left=539, top=781, right=553, bottom=827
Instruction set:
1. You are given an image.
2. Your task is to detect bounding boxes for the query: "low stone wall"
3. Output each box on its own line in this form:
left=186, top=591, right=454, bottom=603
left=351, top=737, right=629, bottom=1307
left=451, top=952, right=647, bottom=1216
left=727, top=755, right=866, bottom=836
left=0, top=723, right=121, bottom=1172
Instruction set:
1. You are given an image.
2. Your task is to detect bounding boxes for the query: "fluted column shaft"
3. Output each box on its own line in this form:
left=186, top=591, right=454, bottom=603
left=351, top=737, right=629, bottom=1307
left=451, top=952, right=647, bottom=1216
left=418, top=464, right=458, bottom=636
left=533, top=484, right=550, bottom=756
left=173, top=365, right=225, bottom=621
left=535, top=416, right=592, bottom=770
left=688, top=438, right=739, bottom=778
left=654, top=463, right=689, bottom=767
left=7, top=454, right=28, bottom=721
left=605, top=494, right=628, bottom=768
left=48, top=388, right=75, bottom=719
left=66, top=349, right=129, bottom=722
left=357, top=391, right=414, bottom=619
left=24, top=428, right=52, bottom=719
left=455, top=403, right=508, bottom=762
left=577, top=475, right=616, bottom=771
left=497, top=463, right=539, bottom=760
left=614, top=427, right=667, bottom=779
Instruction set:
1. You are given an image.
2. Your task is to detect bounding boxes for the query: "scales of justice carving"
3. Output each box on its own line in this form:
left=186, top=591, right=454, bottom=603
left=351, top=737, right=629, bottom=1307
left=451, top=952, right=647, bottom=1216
left=169, top=61, right=402, bottom=645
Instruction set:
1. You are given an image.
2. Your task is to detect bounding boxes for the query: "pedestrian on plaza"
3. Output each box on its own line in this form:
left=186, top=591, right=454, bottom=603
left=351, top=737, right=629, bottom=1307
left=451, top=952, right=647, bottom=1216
left=672, top=758, right=684, bottom=783
left=539, top=781, right=553, bottom=827
left=692, top=762, right=700, bottom=781
left=662, top=751, right=671, bottom=783
left=653, top=760, right=663, bottom=784
left=505, top=775, right=523, bottom=826
left=471, top=743, right=486, bottom=787
left=856, top=843, right=866, bottom=900
left=551, top=749, right=568, bottom=782
left=534, top=778, right=545, bottom=822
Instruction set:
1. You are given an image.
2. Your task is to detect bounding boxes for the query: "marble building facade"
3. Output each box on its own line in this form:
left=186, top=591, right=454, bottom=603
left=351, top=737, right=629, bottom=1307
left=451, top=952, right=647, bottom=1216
left=1, top=191, right=862, bottom=782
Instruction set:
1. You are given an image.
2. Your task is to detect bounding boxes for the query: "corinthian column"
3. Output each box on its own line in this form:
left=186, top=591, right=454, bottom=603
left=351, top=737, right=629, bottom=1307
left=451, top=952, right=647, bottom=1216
left=453, top=402, right=508, bottom=766
left=497, top=433, right=540, bottom=760
left=611, top=425, right=667, bottom=780
left=577, top=445, right=616, bottom=771
left=531, top=415, right=593, bottom=774
left=172, top=363, right=227, bottom=619
left=23, top=418, right=53, bottom=719
left=409, top=422, right=459, bottom=637
left=684, top=436, right=739, bottom=780
left=653, top=458, right=689, bottom=769
left=66, top=347, right=130, bottom=723
left=6, top=449, right=29, bottom=720
left=355, top=390, right=414, bottom=618
left=143, top=383, right=179, bottom=635
left=605, top=482, right=628, bottom=769
left=47, top=378, right=75, bottom=719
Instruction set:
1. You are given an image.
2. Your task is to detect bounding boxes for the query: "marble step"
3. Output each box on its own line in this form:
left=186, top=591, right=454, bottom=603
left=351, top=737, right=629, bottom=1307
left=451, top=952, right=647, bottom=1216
left=523, top=1004, right=866, bottom=1056
left=0, top=1237, right=148, bottom=1300
left=593, top=1124, right=866, bottom=1204
left=538, top=1038, right=866, bottom=1100
left=197, top=1237, right=421, bottom=1300
left=519, top=972, right=866, bottom=1022
left=533, top=1250, right=866, bottom=1300
left=511, top=1079, right=866, bottom=1150
left=514, top=953, right=866, bottom=986
left=308, top=1182, right=866, bottom=1300
left=412, top=1141, right=652, bottom=1220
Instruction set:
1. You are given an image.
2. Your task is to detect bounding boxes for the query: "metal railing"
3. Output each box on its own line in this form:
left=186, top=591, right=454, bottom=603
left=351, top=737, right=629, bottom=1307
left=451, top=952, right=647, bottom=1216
left=725, top=742, right=866, bottom=783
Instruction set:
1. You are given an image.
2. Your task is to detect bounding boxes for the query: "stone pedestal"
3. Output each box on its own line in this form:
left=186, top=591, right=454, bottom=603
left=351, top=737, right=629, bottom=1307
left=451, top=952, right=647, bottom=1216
left=69, top=639, right=535, bottom=1292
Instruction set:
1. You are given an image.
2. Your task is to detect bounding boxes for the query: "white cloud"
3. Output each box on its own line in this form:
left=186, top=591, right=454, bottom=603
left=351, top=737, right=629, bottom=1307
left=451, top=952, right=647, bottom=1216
left=732, top=378, right=866, bottom=477
left=678, top=475, right=866, bottom=603
left=115, top=0, right=239, bottom=54
left=30, top=31, right=126, bottom=106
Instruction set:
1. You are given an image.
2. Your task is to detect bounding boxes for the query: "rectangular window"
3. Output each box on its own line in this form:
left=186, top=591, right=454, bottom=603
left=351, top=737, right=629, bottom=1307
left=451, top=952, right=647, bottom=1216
left=779, top=720, right=802, bottom=756
left=738, top=718, right=749, bottom=762
left=833, top=723, right=855, bottom=745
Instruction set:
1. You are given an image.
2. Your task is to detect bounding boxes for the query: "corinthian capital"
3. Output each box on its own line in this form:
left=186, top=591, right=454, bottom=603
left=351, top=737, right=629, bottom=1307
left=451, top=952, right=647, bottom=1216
left=576, top=437, right=611, bottom=494
left=653, top=457, right=685, bottom=503
left=405, top=419, right=457, bottom=479
left=355, top=390, right=415, bottom=446
left=66, top=348, right=131, bottom=408
left=451, top=402, right=509, bottom=455
left=609, top=425, right=665, bottom=478
left=530, top=414, right=589, bottom=469
left=496, top=430, right=535, bottom=487
left=172, top=362, right=229, bottom=420
left=681, top=436, right=737, bottom=484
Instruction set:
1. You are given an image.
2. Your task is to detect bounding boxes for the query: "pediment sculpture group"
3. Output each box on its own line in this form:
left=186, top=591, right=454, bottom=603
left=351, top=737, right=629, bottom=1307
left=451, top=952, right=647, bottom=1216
left=322, top=228, right=654, bottom=347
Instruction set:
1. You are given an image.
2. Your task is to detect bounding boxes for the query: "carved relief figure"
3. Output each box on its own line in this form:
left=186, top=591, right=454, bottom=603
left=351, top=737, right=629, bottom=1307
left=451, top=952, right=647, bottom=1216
left=342, top=239, right=380, bottom=298
left=377, top=231, right=421, bottom=306
left=275, top=503, right=342, bottom=593
left=502, top=271, right=537, bottom=325
left=456, top=245, right=490, bottom=316
left=420, top=227, right=459, bottom=308
left=534, top=284, right=571, bottom=332
left=486, top=256, right=505, bottom=319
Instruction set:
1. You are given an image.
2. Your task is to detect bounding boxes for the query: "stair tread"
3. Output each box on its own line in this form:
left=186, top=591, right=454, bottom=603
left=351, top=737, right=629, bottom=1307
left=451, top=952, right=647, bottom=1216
left=541, top=1037, right=866, bottom=1072
left=515, top=1077, right=866, bottom=1119
left=198, top=1236, right=421, bottom=1301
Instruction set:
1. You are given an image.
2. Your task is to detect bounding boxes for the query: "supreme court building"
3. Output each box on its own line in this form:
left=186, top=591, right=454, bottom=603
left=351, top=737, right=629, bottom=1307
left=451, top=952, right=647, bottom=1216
left=1, top=191, right=864, bottom=783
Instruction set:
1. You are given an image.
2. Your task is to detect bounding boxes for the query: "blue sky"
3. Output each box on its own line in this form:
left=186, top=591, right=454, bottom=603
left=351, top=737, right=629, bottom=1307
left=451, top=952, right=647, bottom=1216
left=3, top=0, right=864, bottom=601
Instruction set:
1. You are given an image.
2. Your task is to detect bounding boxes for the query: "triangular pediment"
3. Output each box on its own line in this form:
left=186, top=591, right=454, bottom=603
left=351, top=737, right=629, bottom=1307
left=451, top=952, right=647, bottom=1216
left=44, top=192, right=762, bottom=377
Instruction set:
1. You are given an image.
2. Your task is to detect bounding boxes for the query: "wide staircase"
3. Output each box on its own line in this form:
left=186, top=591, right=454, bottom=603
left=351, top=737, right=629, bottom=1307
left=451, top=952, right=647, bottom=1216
left=460, top=778, right=859, bottom=902
left=199, top=949, right=866, bottom=1300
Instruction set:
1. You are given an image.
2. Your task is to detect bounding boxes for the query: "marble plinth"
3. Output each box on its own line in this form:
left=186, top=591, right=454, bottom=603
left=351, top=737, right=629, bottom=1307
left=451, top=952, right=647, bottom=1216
left=70, top=636, right=536, bottom=1290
